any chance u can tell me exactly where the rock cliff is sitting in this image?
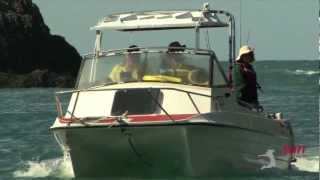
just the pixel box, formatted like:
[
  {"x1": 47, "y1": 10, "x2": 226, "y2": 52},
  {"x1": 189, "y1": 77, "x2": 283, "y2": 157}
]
[{"x1": 0, "y1": 0, "x2": 81, "y2": 87}]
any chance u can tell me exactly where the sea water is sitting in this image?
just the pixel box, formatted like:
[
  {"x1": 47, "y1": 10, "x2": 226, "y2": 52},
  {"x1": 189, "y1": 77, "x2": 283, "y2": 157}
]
[{"x1": 0, "y1": 60, "x2": 318, "y2": 179}]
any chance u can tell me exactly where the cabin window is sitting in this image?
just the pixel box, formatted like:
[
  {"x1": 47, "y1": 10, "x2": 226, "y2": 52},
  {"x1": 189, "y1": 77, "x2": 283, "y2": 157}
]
[
  {"x1": 212, "y1": 59, "x2": 227, "y2": 86},
  {"x1": 111, "y1": 89, "x2": 162, "y2": 116}
]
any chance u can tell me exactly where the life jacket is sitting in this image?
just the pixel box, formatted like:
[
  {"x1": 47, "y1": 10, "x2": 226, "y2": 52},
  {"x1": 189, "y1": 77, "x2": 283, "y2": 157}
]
[
  {"x1": 109, "y1": 64, "x2": 140, "y2": 82},
  {"x1": 161, "y1": 63, "x2": 208, "y2": 85}
]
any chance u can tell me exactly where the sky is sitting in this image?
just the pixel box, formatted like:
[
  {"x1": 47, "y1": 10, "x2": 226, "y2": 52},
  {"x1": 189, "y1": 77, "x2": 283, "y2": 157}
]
[{"x1": 33, "y1": 0, "x2": 318, "y2": 61}]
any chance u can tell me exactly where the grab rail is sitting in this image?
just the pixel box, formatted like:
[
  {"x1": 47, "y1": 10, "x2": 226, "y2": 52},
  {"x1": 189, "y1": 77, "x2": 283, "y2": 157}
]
[{"x1": 54, "y1": 87, "x2": 211, "y2": 124}]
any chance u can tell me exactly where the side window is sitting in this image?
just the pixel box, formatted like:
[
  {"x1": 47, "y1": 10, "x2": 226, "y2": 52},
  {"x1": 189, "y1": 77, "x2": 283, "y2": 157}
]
[
  {"x1": 77, "y1": 58, "x2": 95, "y2": 89},
  {"x1": 212, "y1": 58, "x2": 227, "y2": 86}
]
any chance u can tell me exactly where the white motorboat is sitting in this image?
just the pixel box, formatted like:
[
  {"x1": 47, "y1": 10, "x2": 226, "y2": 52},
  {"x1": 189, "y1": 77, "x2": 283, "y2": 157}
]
[{"x1": 51, "y1": 3, "x2": 295, "y2": 178}]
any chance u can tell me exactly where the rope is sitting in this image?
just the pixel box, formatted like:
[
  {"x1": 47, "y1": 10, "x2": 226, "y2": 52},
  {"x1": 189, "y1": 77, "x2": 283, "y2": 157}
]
[{"x1": 120, "y1": 127, "x2": 153, "y2": 167}]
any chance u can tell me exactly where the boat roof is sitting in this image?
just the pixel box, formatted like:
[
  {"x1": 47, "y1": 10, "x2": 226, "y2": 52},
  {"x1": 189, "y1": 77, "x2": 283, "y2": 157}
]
[{"x1": 90, "y1": 10, "x2": 229, "y2": 31}]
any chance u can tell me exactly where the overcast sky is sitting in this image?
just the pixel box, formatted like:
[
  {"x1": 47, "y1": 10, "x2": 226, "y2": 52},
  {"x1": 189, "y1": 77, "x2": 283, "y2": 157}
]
[{"x1": 34, "y1": 0, "x2": 318, "y2": 60}]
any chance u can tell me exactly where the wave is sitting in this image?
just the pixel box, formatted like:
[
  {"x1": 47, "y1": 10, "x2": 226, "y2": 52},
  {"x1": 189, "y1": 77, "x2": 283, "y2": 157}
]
[
  {"x1": 287, "y1": 69, "x2": 320, "y2": 75},
  {"x1": 12, "y1": 153, "x2": 318, "y2": 179},
  {"x1": 13, "y1": 156, "x2": 74, "y2": 179},
  {"x1": 292, "y1": 154, "x2": 319, "y2": 172}
]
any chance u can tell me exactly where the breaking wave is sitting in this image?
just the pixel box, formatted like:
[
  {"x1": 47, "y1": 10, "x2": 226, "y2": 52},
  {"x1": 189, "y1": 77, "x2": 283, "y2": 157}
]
[
  {"x1": 287, "y1": 69, "x2": 320, "y2": 75},
  {"x1": 13, "y1": 156, "x2": 74, "y2": 179}
]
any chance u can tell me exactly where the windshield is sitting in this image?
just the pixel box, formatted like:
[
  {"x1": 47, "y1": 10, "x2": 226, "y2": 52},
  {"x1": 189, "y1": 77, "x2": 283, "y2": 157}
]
[{"x1": 76, "y1": 49, "x2": 227, "y2": 89}]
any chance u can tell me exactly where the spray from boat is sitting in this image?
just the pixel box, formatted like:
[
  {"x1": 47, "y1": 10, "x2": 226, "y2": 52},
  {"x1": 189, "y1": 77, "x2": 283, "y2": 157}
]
[{"x1": 13, "y1": 154, "x2": 74, "y2": 179}]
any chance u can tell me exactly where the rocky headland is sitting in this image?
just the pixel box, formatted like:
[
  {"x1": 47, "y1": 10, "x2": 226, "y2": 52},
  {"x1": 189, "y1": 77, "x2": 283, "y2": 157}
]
[{"x1": 0, "y1": 0, "x2": 81, "y2": 87}]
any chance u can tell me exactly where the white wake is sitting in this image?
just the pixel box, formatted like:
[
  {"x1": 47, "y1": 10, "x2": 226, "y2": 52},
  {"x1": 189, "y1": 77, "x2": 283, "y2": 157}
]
[
  {"x1": 293, "y1": 155, "x2": 319, "y2": 172},
  {"x1": 289, "y1": 69, "x2": 320, "y2": 75},
  {"x1": 13, "y1": 155, "x2": 74, "y2": 178}
]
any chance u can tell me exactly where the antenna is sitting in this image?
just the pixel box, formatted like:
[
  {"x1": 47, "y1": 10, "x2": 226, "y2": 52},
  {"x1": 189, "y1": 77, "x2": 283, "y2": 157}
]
[
  {"x1": 246, "y1": 29, "x2": 251, "y2": 45},
  {"x1": 239, "y1": 0, "x2": 242, "y2": 46},
  {"x1": 318, "y1": 0, "x2": 320, "y2": 61},
  {"x1": 318, "y1": 0, "x2": 320, "y2": 161}
]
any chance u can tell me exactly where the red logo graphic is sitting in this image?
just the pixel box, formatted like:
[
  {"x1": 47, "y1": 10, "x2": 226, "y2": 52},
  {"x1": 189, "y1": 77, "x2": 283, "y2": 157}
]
[{"x1": 281, "y1": 144, "x2": 305, "y2": 155}]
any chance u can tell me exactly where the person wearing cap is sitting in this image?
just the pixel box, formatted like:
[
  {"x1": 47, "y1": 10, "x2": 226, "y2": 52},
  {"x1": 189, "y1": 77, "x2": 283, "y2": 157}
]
[
  {"x1": 163, "y1": 41, "x2": 187, "y2": 70},
  {"x1": 167, "y1": 41, "x2": 186, "y2": 52},
  {"x1": 160, "y1": 41, "x2": 208, "y2": 85},
  {"x1": 233, "y1": 45, "x2": 261, "y2": 108},
  {"x1": 109, "y1": 45, "x2": 141, "y2": 82}
]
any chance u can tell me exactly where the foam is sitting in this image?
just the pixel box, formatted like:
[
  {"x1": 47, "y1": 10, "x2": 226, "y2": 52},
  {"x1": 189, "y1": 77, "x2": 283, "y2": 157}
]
[
  {"x1": 291, "y1": 69, "x2": 320, "y2": 75},
  {"x1": 13, "y1": 156, "x2": 74, "y2": 178},
  {"x1": 293, "y1": 155, "x2": 320, "y2": 172}
]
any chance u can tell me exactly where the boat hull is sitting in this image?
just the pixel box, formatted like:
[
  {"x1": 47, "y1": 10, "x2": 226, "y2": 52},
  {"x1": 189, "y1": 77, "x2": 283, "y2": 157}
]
[{"x1": 53, "y1": 122, "x2": 292, "y2": 178}]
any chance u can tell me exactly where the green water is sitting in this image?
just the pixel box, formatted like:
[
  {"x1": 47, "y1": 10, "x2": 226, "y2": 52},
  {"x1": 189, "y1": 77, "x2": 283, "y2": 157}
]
[
  {"x1": 1, "y1": 0, "x2": 319, "y2": 178},
  {"x1": 0, "y1": 61, "x2": 318, "y2": 179}
]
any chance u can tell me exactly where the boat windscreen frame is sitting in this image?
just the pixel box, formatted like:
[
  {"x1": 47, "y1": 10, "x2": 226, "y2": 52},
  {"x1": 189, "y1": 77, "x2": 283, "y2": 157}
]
[{"x1": 75, "y1": 47, "x2": 228, "y2": 89}]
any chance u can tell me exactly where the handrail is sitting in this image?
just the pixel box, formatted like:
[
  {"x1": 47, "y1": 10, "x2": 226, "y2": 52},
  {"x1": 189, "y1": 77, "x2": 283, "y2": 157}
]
[
  {"x1": 56, "y1": 87, "x2": 211, "y2": 97},
  {"x1": 145, "y1": 89, "x2": 175, "y2": 122},
  {"x1": 55, "y1": 95, "x2": 63, "y2": 118},
  {"x1": 186, "y1": 92, "x2": 201, "y2": 114},
  {"x1": 54, "y1": 87, "x2": 212, "y2": 124},
  {"x1": 209, "y1": 10, "x2": 236, "y2": 86},
  {"x1": 71, "y1": 91, "x2": 80, "y2": 118}
]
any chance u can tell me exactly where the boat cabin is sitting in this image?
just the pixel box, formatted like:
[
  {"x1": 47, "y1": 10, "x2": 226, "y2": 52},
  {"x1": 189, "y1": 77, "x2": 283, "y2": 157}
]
[
  {"x1": 56, "y1": 3, "x2": 237, "y2": 120},
  {"x1": 77, "y1": 3, "x2": 235, "y2": 90}
]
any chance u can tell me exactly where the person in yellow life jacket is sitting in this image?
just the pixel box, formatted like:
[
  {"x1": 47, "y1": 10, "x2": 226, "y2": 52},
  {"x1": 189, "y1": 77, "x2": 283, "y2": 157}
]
[
  {"x1": 161, "y1": 41, "x2": 208, "y2": 85},
  {"x1": 109, "y1": 45, "x2": 141, "y2": 82}
]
